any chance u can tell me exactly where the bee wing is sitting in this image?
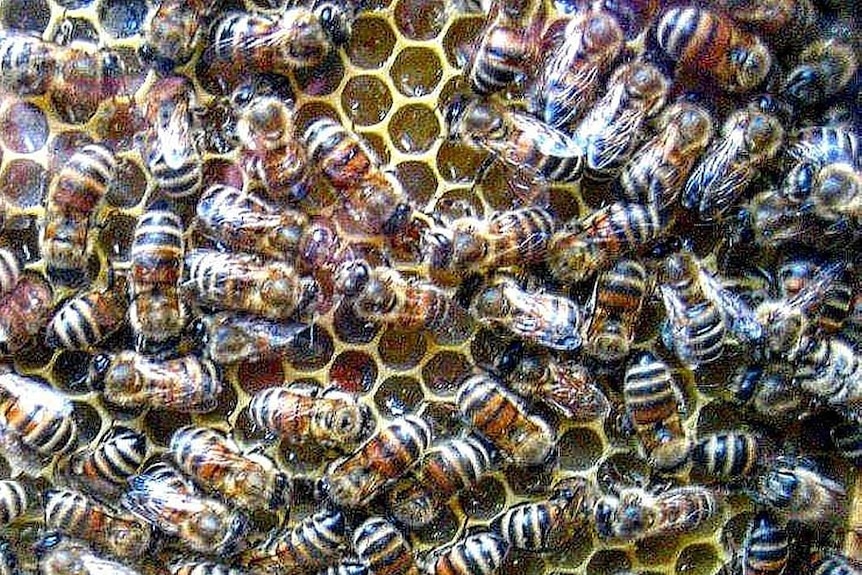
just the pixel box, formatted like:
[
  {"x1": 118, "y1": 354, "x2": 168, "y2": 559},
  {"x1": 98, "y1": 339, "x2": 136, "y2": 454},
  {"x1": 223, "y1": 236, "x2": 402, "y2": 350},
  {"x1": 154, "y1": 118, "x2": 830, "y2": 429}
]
[
  {"x1": 508, "y1": 113, "x2": 584, "y2": 159},
  {"x1": 122, "y1": 486, "x2": 207, "y2": 534},
  {"x1": 545, "y1": 363, "x2": 610, "y2": 421},
  {"x1": 583, "y1": 107, "x2": 643, "y2": 172},
  {"x1": 538, "y1": 60, "x2": 599, "y2": 128},
  {"x1": 506, "y1": 289, "x2": 583, "y2": 350},
  {"x1": 658, "y1": 284, "x2": 696, "y2": 363},
  {"x1": 683, "y1": 130, "x2": 747, "y2": 218},
  {"x1": 155, "y1": 104, "x2": 194, "y2": 171},
  {"x1": 697, "y1": 266, "x2": 762, "y2": 344}
]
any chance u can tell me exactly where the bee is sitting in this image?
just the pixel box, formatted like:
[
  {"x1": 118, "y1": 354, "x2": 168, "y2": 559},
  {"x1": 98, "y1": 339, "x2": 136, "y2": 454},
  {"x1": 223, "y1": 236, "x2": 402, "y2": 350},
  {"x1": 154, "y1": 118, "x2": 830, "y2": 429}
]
[
  {"x1": 195, "y1": 312, "x2": 316, "y2": 365},
  {"x1": 0, "y1": 31, "x2": 56, "y2": 95},
  {"x1": 0, "y1": 273, "x2": 54, "y2": 356},
  {"x1": 791, "y1": 335, "x2": 862, "y2": 408},
  {"x1": 457, "y1": 372, "x2": 556, "y2": 467},
  {"x1": 0, "y1": 248, "x2": 19, "y2": 299},
  {"x1": 690, "y1": 431, "x2": 766, "y2": 484},
  {"x1": 35, "y1": 534, "x2": 144, "y2": 575},
  {"x1": 529, "y1": 9, "x2": 624, "y2": 129},
  {"x1": 619, "y1": 101, "x2": 714, "y2": 221},
  {"x1": 88, "y1": 351, "x2": 222, "y2": 413},
  {"x1": 44, "y1": 488, "x2": 152, "y2": 558},
  {"x1": 572, "y1": 61, "x2": 670, "y2": 182},
  {"x1": 239, "y1": 508, "x2": 347, "y2": 573},
  {"x1": 756, "y1": 459, "x2": 846, "y2": 524},
  {"x1": 0, "y1": 372, "x2": 78, "y2": 476},
  {"x1": 547, "y1": 202, "x2": 661, "y2": 284},
  {"x1": 122, "y1": 462, "x2": 249, "y2": 556},
  {"x1": 783, "y1": 38, "x2": 859, "y2": 107},
  {"x1": 45, "y1": 285, "x2": 129, "y2": 351},
  {"x1": 316, "y1": 560, "x2": 371, "y2": 575},
  {"x1": 493, "y1": 476, "x2": 596, "y2": 550},
  {"x1": 715, "y1": 0, "x2": 816, "y2": 41},
  {"x1": 353, "y1": 516, "x2": 420, "y2": 575},
  {"x1": 0, "y1": 480, "x2": 28, "y2": 526},
  {"x1": 184, "y1": 249, "x2": 319, "y2": 320},
  {"x1": 775, "y1": 257, "x2": 854, "y2": 335},
  {"x1": 169, "y1": 425, "x2": 289, "y2": 511},
  {"x1": 444, "y1": 95, "x2": 584, "y2": 184},
  {"x1": 128, "y1": 203, "x2": 185, "y2": 352},
  {"x1": 655, "y1": 6, "x2": 772, "y2": 93},
  {"x1": 323, "y1": 414, "x2": 432, "y2": 508},
  {"x1": 803, "y1": 163, "x2": 862, "y2": 228},
  {"x1": 303, "y1": 117, "x2": 413, "y2": 236},
  {"x1": 730, "y1": 364, "x2": 805, "y2": 423},
  {"x1": 141, "y1": 0, "x2": 218, "y2": 72},
  {"x1": 623, "y1": 351, "x2": 691, "y2": 472},
  {"x1": 62, "y1": 427, "x2": 147, "y2": 500},
  {"x1": 249, "y1": 384, "x2": 373, "y2": 450},
  {"x1": 811, "y1": 554, "x2": 862, "y2": 575},
  {"x1": 786, "y1": 124, "x2": 860, "y2": 171},
  {"x1": 424, "y1": 531, "x2": 509, "y2": 575},
  {"x1": 470, "y1": 276, "x2": 583, "y2": 351},
  {"x1": 585, "y1": 257, "x2": 649, "y2": 363},
  {"x1": 40, "y1": 144, "x2": 115, "y2": 288},
  {"x1": 740, "y1": 510, "x2": 789, "y2": 575},
  {"x1": 170, "y1": 561, "x2": 245, "y2": 575},
  {"x1": 386, "y1": 434, "x2": 496, "y2": 527}
]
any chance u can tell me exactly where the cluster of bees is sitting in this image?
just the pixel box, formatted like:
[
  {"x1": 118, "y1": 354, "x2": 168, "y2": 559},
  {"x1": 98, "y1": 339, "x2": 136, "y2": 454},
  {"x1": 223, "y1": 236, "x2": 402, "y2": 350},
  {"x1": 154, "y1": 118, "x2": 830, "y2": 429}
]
[{"x1": 0, "y1": 0, "x2": 859, "y2": 573}]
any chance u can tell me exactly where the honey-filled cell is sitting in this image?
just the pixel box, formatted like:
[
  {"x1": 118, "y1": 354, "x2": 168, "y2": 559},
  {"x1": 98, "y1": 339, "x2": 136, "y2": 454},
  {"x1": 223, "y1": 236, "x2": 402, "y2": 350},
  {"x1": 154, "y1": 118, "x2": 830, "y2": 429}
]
[
  {"x1": 0, "y1": 101, "x2": 48, "y2": 153},
  {"x1": 389, "y1": 47, "x2": 444, "y2": 98},
  {"x1": 348, "y1": 16, "x2": 397, "y2": 69},
  {"x1": 0, "y1": 160, "x2": 46, "y2": 208},
  {"x1": 373, "y1": 375, "x2": 423, "y2": 417},
  {"x1": 342, "y1": 75, "x2": 393, "y2": 126}
]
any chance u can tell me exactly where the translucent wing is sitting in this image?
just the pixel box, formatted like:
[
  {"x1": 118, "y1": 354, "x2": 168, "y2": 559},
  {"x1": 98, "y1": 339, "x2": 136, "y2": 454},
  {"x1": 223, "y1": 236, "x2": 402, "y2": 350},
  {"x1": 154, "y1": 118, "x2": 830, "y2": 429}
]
[{"x1": 697, "y1": 265, "x2": 762, "y2": 344}]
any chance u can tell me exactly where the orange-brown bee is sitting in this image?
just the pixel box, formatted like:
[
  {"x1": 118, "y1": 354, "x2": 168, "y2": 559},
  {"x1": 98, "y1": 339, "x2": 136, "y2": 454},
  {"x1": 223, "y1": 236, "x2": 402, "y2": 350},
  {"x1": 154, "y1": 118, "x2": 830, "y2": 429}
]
[
  {"x1": 353, "y1": 516, "x2": 420, "y2": 575},
  {"x1": 323, "y1": 414, "x2": 432, "y2": 508},
  {"x1": 62, "y1": 427, "x2": 147, "y2": 500},
  {"x1": 44, "y1": 488, "x2": 152, "y2": 559},
  {"x1": 89, "y1": 351, "x2": 222, "y2": 413},
  {"x1": 141, "y1": 0, "x2": 219, "y2": 72},
  {"x1": 196, "y1": 312, "x2": 316, "y2": 366},
  {"x1": 45, "y1": 285, "x2": 129, "y2": 351},
  {"x1": 0, "y1": 273, "x2": 54, "y2": 356},
  {"x1": 655, "y1": 6, "x2": 772, "y2": 93},
  {"x1": 169, "y1": 425, "x2": 289, "y2": 511}
]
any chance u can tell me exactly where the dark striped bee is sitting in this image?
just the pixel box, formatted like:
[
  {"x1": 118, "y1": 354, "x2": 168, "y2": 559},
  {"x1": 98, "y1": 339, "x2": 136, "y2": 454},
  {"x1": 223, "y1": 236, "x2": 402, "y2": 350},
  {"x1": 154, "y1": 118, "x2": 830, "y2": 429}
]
[
  {"x1": 170, "y1": 561, "x2": 245, "y2": 575},
  {"x1": 122, "y1": 462, "x2": 249, "y2": 556},
  {"x1": 169, "y1": 425, "x2": 289, "y2": 511},
  {"x1": 0, "y1": 248, "x2": 19, "y2": 299},
  {"x1": 757, "y1": 458, "x2": 846, "y2": 525},
  {"x1": 195, "y1": 312, "x2": 315, "y2": 365},
  {"x1": 623, "y1": 351, "x2": 691, "y2": 472},
  {"x1": 89, "y1": 351, "x2": 222, "y2": 413},
  {"x1": 811, "y1": 553, "x2": 862, "y2": 575},
  {"x1": 141, "y1": 0, "x2": 219, "y2": 72},
  {"x1": 304, "y1": 117, "x2": 413, "y2": 236},
  {"x1": 128, "y1": 203, "x2": 185, "y2": 352},
  {"x1": 457, "y1": 372, "x2": 556, "y2": 467},
  {"x1": 323, "y1": 414, "x2": 432, "y2": 508},
  {"x1": 740, "y1": 510, "x2": 789, "y2": 575},
  {"x1": 35, "y1": 534, "x2": 143, "y2": 575},
  {"x1": 0, "y1": 480, "x2": 28, "y2": 526},
  {"x1": 445, "y1": 95, "x2": 584, "y2": 184},
  {"x1": 386, "y1": 434, "x2": 496, "y2": 527},
  {"x1": 572, "y1": 61, "x2": 670, "y2": 182},
  {"x1": 45, "y1": 285, "x2": 129, "y2": 351},
  {"x1": 783, "y1": 38, "x2": 858, "y2": 108},
  {"x1": 40, "y1": 144, "x2": 115, "y2": 287},
  {"x1": 690, "y1": 431, "x2": 766, "y2": 484},
  {"x1": 0, "y1": 273, "x2": 54, "y2": 356},
  {"x1": 585, "y1": 257, "x2": 649, "y2": 363},
  {"x1": 470, "y1": 276, "x2": 583, "y2": 351},
  {"x1": 62, "y1": 427, "x2": 146, "y2": 499},
  {"x1": 239, "y1": 508, "x2": 347, "y2": 574},
  {"x1": 493, "y1": 476, "x2": 596, "y2": 550},
  {"x1": 353, "y1": 516, "x2": 420, "y2": 575},
  {"x1": 529, "y1": 9, "x2": 624, "y2": 129},
  {"x1": 0, "y1": 372, "x2": 78, "y2": 476},
  {"x1": 424, "y1": 531, "x2": 509, "y2": 575},
  {"x1": 776, "y1": 258, "x2": 853, "y2": 335},
  {"x1": 786, "y1": 124, "x2": 860, "y2": 173},
  {"x1": 0, "y1": 31, "x2": 56, "y2": 95},
  {"x1": 44, "y1": 488, "x2": 152, "y2": 558},
  {"x1": 655, "y1": 6, "x2": 772, "y2": 93},
  {"x1": 792, "y1": 334, "x2": 862, "y2": 408}
]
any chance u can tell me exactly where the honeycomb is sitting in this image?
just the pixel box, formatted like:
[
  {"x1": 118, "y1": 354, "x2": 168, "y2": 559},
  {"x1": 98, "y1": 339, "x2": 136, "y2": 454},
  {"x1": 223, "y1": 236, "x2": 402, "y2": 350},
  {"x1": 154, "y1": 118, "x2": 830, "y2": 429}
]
[{"x1": 0, "y1": 0, "x2": 859, "y2": 573}]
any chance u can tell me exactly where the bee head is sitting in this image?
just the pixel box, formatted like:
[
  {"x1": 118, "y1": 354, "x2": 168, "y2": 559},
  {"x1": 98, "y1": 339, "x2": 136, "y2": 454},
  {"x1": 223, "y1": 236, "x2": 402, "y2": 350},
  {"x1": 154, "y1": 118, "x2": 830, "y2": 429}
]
[
  {"x1": 314, "y1": 0, "x2": 353, "y2": 47},
  {"x1": 88, "y1": 354, "x2": 113, "y2": 391}
]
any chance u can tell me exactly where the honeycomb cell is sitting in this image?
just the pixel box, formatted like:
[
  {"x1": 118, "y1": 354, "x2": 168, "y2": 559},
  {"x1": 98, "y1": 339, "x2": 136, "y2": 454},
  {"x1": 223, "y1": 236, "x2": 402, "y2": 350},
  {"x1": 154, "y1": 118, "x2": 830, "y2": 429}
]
[
  {"x1": 436, "y1": 140, "x2": 486, "y2": 183},
  {"x1": 390, "y1": 47, "x2": 443, "y2": 97},
  {"x1": 347, "y1": 16, "x2": 396, "y2": 69},
  {"x1": 98, "y1": 0, "x2": 148, "y2": 38},
  {"x1": 547, "y1": 188, "x2": 584, "y2": 225},
  {"x1": 378, "y1": 328, "x2": 427, "y2": 370},
  {"x1": 0, "y1": 160, "x2": 46, "y2": 209},
  {"x1": 596, "y1": 453, "x2": 651, "y2": 495},
  {"x1": 0, "y1": 0, "x2": 49, "y2": 32},
  {"x1": 143, "y1": 409, "x2": 193, "y2": 448},
  {"x1": 237, "y1": 359, "x2": 285, "y2": 395},
  {"x1": 294, "y1": 102, "x2": 341, "y2": 135},
  {"x1": 422, "y1": 400, "x2": 463, "y2": 438},
  {"x1": 469, "y1": 328, "x2": 510, "y2": 373},
  {"x1": 389, "y1": 104, "x2": 439, "y2": 154},
  {"x1": 422, "y1": 350, "x2": 472, "y2": 396},
  {"x1": 558, "y1": 427, "x2": 605, "y2": 471},
  {"x1": 586, "y1": 550, "x2": 631, "y2": 575},
  {"x1": 395, "y1": 161, "x2": 437, "y2": 206},
  {"x1": 98, "y1": 212, "x2": 138, "y2": 262},
  {"x1": 52, "y1": 351, "x2": 93, "y2": 395},
  {"x1": 507, "y1": 553, "x2": 546, "y2": 575},
  {"x1": 91, "y1": 100, "x2": 149, "y2": 152},
  {"x1": 280, "y1": 440, "x2": 328, "y2": 474},
  {"x1": 330, "y1": 350, "x2": 377, "y2": 393},
  {"x1": 696, "y1": 400, "x2": 747, "y2": 437},
  {"x1": 295, "y1": 52, "x2": 345, "y2": 97},
  {"x1": 71, "y1": 401, "x2": 102, "y2": 445},
  {"x1": 374, "y1": 375, "x2": 423, "y2": 417},
  {"x1": 362, "y1": 131, "x2": 391, "y2": 165},
  {"x1": 675, "y1": 543, "x2": 721, "y2": 575},
  {"x1": 442, "y1": 16, "x2": 484, "y2": 68},
  {"x1": 55, "y1": 0, "x2": 92, "y2": 8},
  {"x1": 1, "y1": 101, "x2": 48, "y2": 154},
  {"x1": 394, "y1": 0, "x2": 446, "y2": 40},
  {"x1": 106, "y1": 158, "x2": 147, "y2": 208},
  {"x1": 459, "y1": 475, "x2": 507, "y2": 520},
  {"x1": 3, "y1": 217, "x2": 40, "y2": 265},
  {"x1": 288, "y1": 324, "x2": 334, "y2": 371},
  {"x1": 333, "y1": 300, "x2": 382, "y2": 345},
  {"x1": 341, "y1": 75, "x2": 392, "y2": 126},
  {"x1": 12, "y1": 336, "x2": 54, "y2": 371},
  {"x1": 637, "y1": 535, "x2": 682, "y2": 567}
]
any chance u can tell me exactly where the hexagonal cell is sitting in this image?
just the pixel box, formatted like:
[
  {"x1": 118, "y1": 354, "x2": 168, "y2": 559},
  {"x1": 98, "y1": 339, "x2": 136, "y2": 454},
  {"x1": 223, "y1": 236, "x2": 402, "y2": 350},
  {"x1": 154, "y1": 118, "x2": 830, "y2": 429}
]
[
  {"x1": 98, "y1": 212, "x2": 138, "y2": 263},
  {"x1": 469, "y1": 328, "x2": 511, "y2": 374},
  {"x1": 294, "y1": 102, "x2": 342, "y2": 136},
  {"x1": 596, "y1": 452, "x2": 652, "y2": 494},
  {"x1": 636, "y1": 534, "x2": 683, "y2": 567},
  {"x1": 91, "y1": 100, "x2": 149, "y2": 152},
  {"x1": 390, "y1": 47, "x2": 443, "y2": 97},
  {"x1": 506, "y1": 553, "x2": 546, "y2": 575},
  {"x1": 347, "y1": 16, "x2": 396, "y2": 69},
  {"x1": 279, "y1": 439, "x2": 329, "y2": 475},
  {"x1": 98, "y1": 0, "x2": 148, "y2": 38},
  {"x1": 422, "y1": 401, "x2": 463, "y2": 438},
  {"x1": 436, "y1": 140, "x2": 486, "y2": 184},
  {"x1": 559, "y1": 427, "x2": 605, "y2": 471},
  {"x1": 394, "y1": 0, "x2": 446, "y2": 40},
  {"x1": 378, "y1": 328, "x2": 427, "y2": 371},
  {"x1": 361, "y1": 131, "x2": 391, "y2": 166},
  {"x1": 3, "y1": 217, "x2": 41, "y2": 265},
  {"x1": 286, "y1": 324, "x2": 334, "y2": 371},
  {"x1": 295, "y1": 52, "x2": 345, "y2": 97},
  {"x1": 0, "y1": 0, "x2": 49, "y2": 32},
  {"x1": 143, "y1": 408, "x2": 193, "y2": 448},
  {"x1": 71, "y1": 401, "x2": 102, "y2": 446},
  {"x1": 374, "y1": 375, "x2": 423, "y2": 417},
  {"x1": 341, "y1": 75, "x2": 392, "y2": 126},
  {"x1": 696, "y1": 400, "x2": 749, "y2": 437},
  {"x1": 395, "y1": 161, "x2": 437, "y2": 207},
  {"x1": 237, "y1": 359, "x2": 285, "y2": 395},
  {"x1": 330, "y1": 350, "x2": 377, "y2": 393},
  {"x1": 458, "y1": 475, "x2": 507, "y2": 520},
  {"x1": 52, "y1": 350, "x2": 93, "y2": 395},
  {"x1": 442, "y1": 16, "x2": 484, "y2": 68},
  {"x1": 106, "y1": 158, "x2": 148, "y2": 209},
  {"x1": 586, "y1": 549, "x2": 632, "y2": 575},
  {"x1": 422, "y1": 350, "x2": 472, "y2": 396},
  {"x1": 389, "y1": 104, "x2": 440, "y2": 155},
  {"x1": 1, "y1": 101, "x2": 48, "y2": 153},
  {"x1": 1, "y1": 160, "x2": 46, "y2": 209},
  {"x1": 675, "y1": 543, "x2": 721, "y2": 575},
  {"x1": 333, "y1": 300, "x2": 382, "y2": 345}
]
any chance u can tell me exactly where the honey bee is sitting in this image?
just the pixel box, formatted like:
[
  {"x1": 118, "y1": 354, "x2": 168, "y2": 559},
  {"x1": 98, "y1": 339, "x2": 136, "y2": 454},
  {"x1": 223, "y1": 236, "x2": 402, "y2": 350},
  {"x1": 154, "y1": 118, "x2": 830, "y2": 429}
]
[
  {"x1": 45, "y1": 285, "x2": 128, "y2": 351},
  {"x1": 0, "y1": 248, "x2": 19, "y2": 299},
  {"x1": 353, "y1": 516, "x2": 420, "y2": 575},
  {"x1": 811, "y1": 554, "x2": 862, "y2": 575},
  {"x1": 623, "y1": 351, "x2": 691, "y2": 472},
  {"x1": 316, "y1": 560, "x2": 371, "y2": 575},
  {"x1": 682, "y1": 103, "x2": 784, "y2": 221},
  {"x1": 36, "y1": 534, "x2": 143, "y2": 575},
  {"x1": 0, "y1": 273, "x2": 54, "y2": 356},
  {"x1": 323, "y1": 414, "x2": 432, "y2": 508},
  {"x1": 141, "y1": 0, "x2": 218, "y2": 72},
  {"x1": 249, "y1": 384, "x2": 373, "y2": 449},
  {"x1": 756, "y1": 458, "x2": 845, "y2": 524},
  {"x1": 0, "y1": 480, "x2": 28, "y2": 526},
  {"x1": 195, "y1": 311, "x2": 315, "y2": 365},
  {"x1": 184, "y1": 249, "x2": 319, "y2": 320},
  {"x1": 783, "y1": 38, "x2": 859, "y2": 108},
  {"x1": 386, "y1": 434, "x2": 496, "y2": 527},
  {"x1": 445, "y1": 95, "x2": 584, "y2": 184},
  {"x1": 740, "y1": 510, "x2": 788, "y2": 575},
  {"x1": 44, "y1": 488, "x2": 153, "y2": 558},
  {"x1": 424, "y1": 531, "x2": 509, "y2": 575},
  {"x1": 169, "y1": 425, "x2": 289, "y2": 511},
  {"x1": 88, "y1": 351, "x2": 222, "y2": 413},
  {"x1": 121, "y1": 462, "x2": 249, "y2": 556},
  {"x1": 494, "y1": 476, "x2": 596, "y2": 550},
  {"x1": 0, "y1": 31, "x2": 56, "y2": 95},
  {"x1": 0, "y1": 372, "x2": 78, "y2": 476},
  {"x1": 792, "y1": 334, "x2": 862, "y2": 408},
  {"x1": 776, "y1": 258, "x2": 854, "y2": 335},
  {"x1": 239, "y1": 508, "x2": 347, "y2": 573},
  {"x1": 470, "y1": 276, "x2": 583, "y2": 351},
  {"x1": 572, "y1": 61, "x2": 670, "y2": 182},
  {"x1": 457, "y1": 372, "x2": 556, "y2": 467},
  {"x1": 715, "y1": 0, "x2": 816, "y2": 41},
  {"x1": 655, "y1": 6, "x2": 772, "y2": 93},
  {"x1": 170, "y1": 561, "x2": 245, "y2": 575},
  {"x1": 585, "y1": 257, "x2": 648, "y2": 363},
  {"x1": 128, "y1": 203, "x2": 185, "y2": 352},
  {"x1": 547, "y1": 202, "x2": 662, "y2": 284},
  {"x1": 619, "y1": 101, "x2": 714, "y2": 221},
  {"x1": 48, "y1": 42, "x2": 128, "y2": 124},
  {"x1": 786, "y1": 124, "x2": 860, "y2": 171},
  {"x1": 62, "y1": 427, "x2": 147, "y2": 500},
  {"x1": 304, "y1": 117, "x2": 413, "y2": 236},
  {"x1": 730, "y1": 364, "x2": 806, "y2": 423},
  {"x1": 690, "y1": 431, "x2": 766, "y2": 484},
  {"x1": 529, "y1": 9, "x2": 624, "y2": 129}
]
